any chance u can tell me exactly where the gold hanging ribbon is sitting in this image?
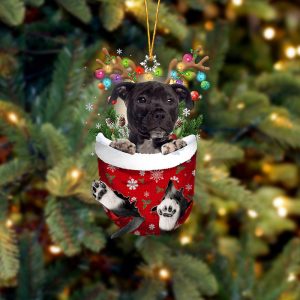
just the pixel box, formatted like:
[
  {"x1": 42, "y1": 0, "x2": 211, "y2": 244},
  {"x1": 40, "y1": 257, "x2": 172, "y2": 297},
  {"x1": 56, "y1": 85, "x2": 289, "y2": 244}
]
[{"x1": 144, "y1": 0, "x2": 161, "y2": 60}]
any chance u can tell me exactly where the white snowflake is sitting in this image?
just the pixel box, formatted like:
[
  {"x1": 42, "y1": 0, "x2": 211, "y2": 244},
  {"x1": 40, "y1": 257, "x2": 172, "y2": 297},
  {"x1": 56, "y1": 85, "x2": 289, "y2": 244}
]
[
  {"x1": 91, "y1": 152, "x2": 95, "y2": 156},
  {"x1": 131, "y1": 197, "x2": 137, "y2": 202},
  {"x1": 149, "y1": 224, "x2": 155, "y2": 230},
  {"x1": 185, "y1": 184, "x2": 192, "y2": 191},
  {"x1": 150, "y1": 170, "x2": 164, "y2": 183},
  {"x1": 144, "y1": 191, "x2": 150, "y2": 198},
  {"x1": 139, "y1": 170, "x2": 146, "y2": 176},
  {"x1": 107, "y1": 165, "x2": 117, "y2": 172},
  {"x1": 116, "y1": 48, "x2": 123, "y2": 55},
  {"x1": 85, "y1": 103, "x2": 94, "y2": 111},
  {"x1": 182, "y1": 108, "x2": 191, "y2": 117},
  {"x1": 170, "y1": 176, "x2": 179, "y2": 183},
  {"x1": 96, "y1": 123, "x2": 101, "y2": 129},
  {"x1": 134, "y1": 230, "x2": 141, "y2": 235},
  {"x1": 192, "y1": 170, "x2": 196, "y2": 176},
  {"x1": 127, "y1": 178, "x2": 138, "y2": 190},
  {"x1": 140, "y1": 54, "x2": 160, "y2": 73}
]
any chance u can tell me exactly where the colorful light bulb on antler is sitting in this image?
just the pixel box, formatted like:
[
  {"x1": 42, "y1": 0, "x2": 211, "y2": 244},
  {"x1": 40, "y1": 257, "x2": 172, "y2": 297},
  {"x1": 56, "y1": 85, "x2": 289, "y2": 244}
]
[
  {"x1": 96, "y1": 48, "x2": 137, "y2": 82},
  {"x1": 165, "y1": 46, "x2": 210, "y2": 84}
]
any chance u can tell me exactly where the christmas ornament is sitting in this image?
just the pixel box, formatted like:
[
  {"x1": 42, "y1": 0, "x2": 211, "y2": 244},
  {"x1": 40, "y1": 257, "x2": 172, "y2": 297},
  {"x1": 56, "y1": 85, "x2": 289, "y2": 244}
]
[
  {"x1": 176, "y1": 62, "x2": 185, "y2": 72},
  {"x1": 191, "y1": 90, "x2": 200, "y2": 101},
  {"x1": 196, "y1": 71, "x2": 206, "y2": 82},
  {"x1": 111, "y1": 74, "x2": 122, "y2": 83},
  {"x1": 140, "y1": 55, "x2": 160, "y2": 73},
  {"x1": 118, "y1": 115, "x2": 126, "y2": 127},
  {"x1": 153, "y1": 67, "x2": 163, "y2": 77},
  {"x1": 103, "y1": 78, "x2": 112, "y2": 89},
  {"x1": 95, "y1": 69, "x2": 105, "y2": 79},
  {"x1": 135, "y1": 66, "x2": 145, "y2": 75},
  {"x1": 201, "y1": 80, "x2": 210, "y2": 90},
  {"x1": 122, "y1": 58, "x2": 130, "y2": 68},
  {"x1": 104, "y1": 65, "x2": 113, "y2": 73},
  {"x1": 97, "y1": 83, "x2": 105, "y2": 90},
  {"x1": 183, "y1": 70, "x2": 194, "y2": 81},
  {"x1": 183, "y1": 53, "x2": 193, "y2": 63},
  {"x1": 170, "y1": 70, "x2": 178, "y2": 79}
]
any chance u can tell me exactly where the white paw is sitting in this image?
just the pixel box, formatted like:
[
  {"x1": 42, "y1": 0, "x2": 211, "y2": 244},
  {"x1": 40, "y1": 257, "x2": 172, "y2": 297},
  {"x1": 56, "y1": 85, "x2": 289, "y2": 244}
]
[
  {"x1": 92, "y1": 180, "x2": 107, "y2": 202},
  {"x1": 157, "y1": 198, "x2": 180, "y2": 231}
]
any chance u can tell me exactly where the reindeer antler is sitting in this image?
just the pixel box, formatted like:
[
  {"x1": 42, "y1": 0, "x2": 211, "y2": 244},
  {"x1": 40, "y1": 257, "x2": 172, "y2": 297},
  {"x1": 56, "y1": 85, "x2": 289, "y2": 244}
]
[
  {"x1": 96, "y1": 48, "x2": 137, "y2": 81},
  {"x1": 165, "y1": 46, "x2": 210, "y2": 84}
]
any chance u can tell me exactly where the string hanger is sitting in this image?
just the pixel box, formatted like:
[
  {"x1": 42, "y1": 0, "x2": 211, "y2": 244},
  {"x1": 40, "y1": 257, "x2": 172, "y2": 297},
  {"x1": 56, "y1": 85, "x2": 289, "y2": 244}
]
[{"x1": 144, "y1": 0, "x2": 161, "y2": 61}]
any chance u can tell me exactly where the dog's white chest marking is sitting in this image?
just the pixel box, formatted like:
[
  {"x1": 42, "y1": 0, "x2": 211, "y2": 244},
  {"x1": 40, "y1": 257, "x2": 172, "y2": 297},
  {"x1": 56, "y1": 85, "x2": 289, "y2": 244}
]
[
  {"x1": 137, "y1": 139, "x2": 160, "y2": 154},
  {"x1": 157, "y1": 197, "x2": 180, "y2": 231}
]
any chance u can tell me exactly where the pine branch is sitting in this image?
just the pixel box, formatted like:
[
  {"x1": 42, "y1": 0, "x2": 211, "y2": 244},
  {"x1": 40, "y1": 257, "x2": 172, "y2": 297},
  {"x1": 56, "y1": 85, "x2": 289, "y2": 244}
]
[
  {"x1": 55, "y1": 0, "x2": 92, "y2": 24},
  {"x1": 133, "y1": 279, "x2": 164, "y2": 300},
  {"x1": 0, "y1": 0, "x2": 25, "y2": 26},
  {"x1": 0, "y1": 223, "x2": 19, "y2": 281},
  {"x1": 100, "y1": 0, "x2": 125, "y2": 31},
  {"x1": 0, "y1": 159, "x2": 29, "y2": 187}
]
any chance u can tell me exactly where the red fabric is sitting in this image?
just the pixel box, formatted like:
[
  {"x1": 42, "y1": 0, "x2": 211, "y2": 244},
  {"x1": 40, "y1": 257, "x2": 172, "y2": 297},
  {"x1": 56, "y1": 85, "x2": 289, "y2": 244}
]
[{"x1": 98, "y1": 153, "x2": 197, "y2": 236}]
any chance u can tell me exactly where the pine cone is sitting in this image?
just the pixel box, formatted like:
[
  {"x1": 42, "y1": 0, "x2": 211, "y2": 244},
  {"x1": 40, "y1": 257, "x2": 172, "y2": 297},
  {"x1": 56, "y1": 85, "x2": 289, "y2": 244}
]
[
  {"x1": 118, "y1": 115, "x2": 126, "y2": 127},
  {"x1": 175, "y1": 118, "x2": 183, "y2": 129},
  {"x1": 105, "y1": 118, "x2": 114, "y2": 128}
]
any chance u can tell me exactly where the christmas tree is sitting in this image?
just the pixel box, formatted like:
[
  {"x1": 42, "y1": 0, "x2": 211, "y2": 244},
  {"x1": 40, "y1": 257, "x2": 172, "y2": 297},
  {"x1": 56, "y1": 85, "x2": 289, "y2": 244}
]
[{"x1": 1, "y1": 0, "x2": 300, "y2": 299}]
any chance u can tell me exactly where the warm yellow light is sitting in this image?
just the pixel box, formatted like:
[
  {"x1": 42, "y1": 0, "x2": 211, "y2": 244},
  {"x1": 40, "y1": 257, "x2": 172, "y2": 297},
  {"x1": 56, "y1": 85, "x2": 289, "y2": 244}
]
[
  {"x1": 6, "y1": 219, "x2": 13, "y2": 228},
  {"x1": 204, "y1": 21, "x2": 214, "y2": 31},
  {"x1": 248, "y1": 210, "x2": 258, "y2": 219},
  {"x1": 285, "y1": 46, "x2": 296, "y2": 59},
  {"x1": 263, "y1": 27, "x2": 275, "y2": 40},
  {"x1": 232, "y1": 0, "x2": 243, "y2": 6},
  {"x1": 70, "y1": 168, "x2": 81, "y2": 179},
  {"x1": 218, "y1": 207, "x2": 227, "y2": 216},
  {"x1": 255, "y1": 228, "x2": 264, "y2": 237},
  {"x1": 274, "y1": 61, "x2": 283, "y2": 71},
  {"x1": 179, "y1": 235, "x2": 192, "y2": 245},
  {"x1": 204, "y1": 154, "x2": 212, "y2": 162},
  {"x1": 297, "y1": 46, "x2": 300, "y2": 56},
  {"x1": 144, "y1": 73, "x2": 154, "y2": 81},
  {"x1": 104, "y1": 65, "x2": 113, "y2": 73},
  {"x1": 125, "y1": 0, "x2": 138, "y2": 8},
  {"x1": 7, "y1": 112, "x2": 19, "y2": 124},
  {"x1": 49, "y1": 245, "x2": 62, "y2": 254},
  {"x1": 270, "y1": 113, "x2": 278, "y2": 121},
  {"x1": 262, "y1": 163, "x2": 272, "y2": 173},
  {"x1": 158, "y1": 268, "x2": 171, "y2": 280},
  {"x1": 237, "y1": 102, "x2": 245, "y2": 110},
  {"x1": 277, "y1": 207, "x2": 288, "y2": 218},
  {"x1": 287, "y1": 273, "x2": 296, "y2": 282},
  {"x1": 273, "y1": 196, "x2": 285, "y2": 208}
]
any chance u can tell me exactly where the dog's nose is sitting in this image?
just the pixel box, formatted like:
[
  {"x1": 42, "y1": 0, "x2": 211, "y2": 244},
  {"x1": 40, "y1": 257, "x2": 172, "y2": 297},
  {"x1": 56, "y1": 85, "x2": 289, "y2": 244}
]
[{"x1": 153, "y1": 110, "x2": 166, "y2": 120}]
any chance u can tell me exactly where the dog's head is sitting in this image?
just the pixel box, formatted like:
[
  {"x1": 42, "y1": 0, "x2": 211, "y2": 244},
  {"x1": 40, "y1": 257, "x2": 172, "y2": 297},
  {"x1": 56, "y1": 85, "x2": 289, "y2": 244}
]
[{"x1": 109, "y1": 81, "x2": 193, "y2": 140}]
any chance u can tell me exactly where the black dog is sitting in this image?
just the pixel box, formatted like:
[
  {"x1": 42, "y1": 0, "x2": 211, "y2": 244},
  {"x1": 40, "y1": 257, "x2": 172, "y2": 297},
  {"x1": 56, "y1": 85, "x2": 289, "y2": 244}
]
[{"x1": 109, "y1": 81, "x2": 193, "y2": 154}]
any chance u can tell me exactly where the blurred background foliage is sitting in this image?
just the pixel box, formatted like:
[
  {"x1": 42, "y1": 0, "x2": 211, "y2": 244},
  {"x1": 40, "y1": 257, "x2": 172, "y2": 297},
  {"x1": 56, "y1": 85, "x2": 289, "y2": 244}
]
[{"x1": 1, "y1": 0, "x2": 300, "y2": 299}]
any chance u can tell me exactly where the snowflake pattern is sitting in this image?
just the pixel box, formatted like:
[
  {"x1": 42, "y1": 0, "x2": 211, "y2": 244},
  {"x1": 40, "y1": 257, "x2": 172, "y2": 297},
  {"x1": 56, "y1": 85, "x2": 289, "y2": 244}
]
[
  {"x1": 192, "y1": 170, "x2": 196, "y2": 176},
  {"x1": 85, "y1": 103, "x2": 93, "y2": 111},
  {"x1": 96, "y1": 123, "x2": 101, "y2": 129},
  {"x1": 185, "y1": 184, "x2": 192, "y2": 191},
  {"x1": 90, "y1": 152, "x2": 95, "y2": 156},
  {"x1": 182, "y1": 108, "x2": 191, "y2": 117},
  {"x1": 116, "y1": 48, "x2": 123, "y2": 55},
  {"x1": 107, "y1": 165, "x2": 117, "y2": 172},
  {"x1": 127, "y1": 178, "x2": 138, "y2": 190},
  {"x1": 131, "y1": 197, "x2": 137, "y2": 203},
  {"x1": 139, "y1": 170, "x2": 146, "y2": 176},
  {"x1": 134, "y1": 230, "x2": 141, "y2": 235},
  {"x1": 149, "y1": 224, "x2": 155, "y2": 230},
  {"x1": 170, "y1": 176, "x2": 179, "y2": 183},
  {"x1": 144, "y1": 191, "x2": 150, "y2": 198},
  {"x1": 150, "y1": 170, "x2": 164, "y2": 183},
  {"x1": 140, "y1": 55, "x2": 160, "y2": 73}
]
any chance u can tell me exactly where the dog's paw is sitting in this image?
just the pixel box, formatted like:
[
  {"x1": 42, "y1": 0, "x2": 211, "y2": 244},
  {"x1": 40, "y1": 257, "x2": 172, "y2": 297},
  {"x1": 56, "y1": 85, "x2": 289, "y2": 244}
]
[
  {"x1": 158, "y1": 204, "x2": 177, "y2": 218},
  {"x1": 110, "y1": 139, "x2": 136, "y2": 155},
  {"x1": 92, "y1": 180, "x2": 107, "y2": 202},
  {"x1": 161, "y1": 139, "x2": 187, "y2": 155}
]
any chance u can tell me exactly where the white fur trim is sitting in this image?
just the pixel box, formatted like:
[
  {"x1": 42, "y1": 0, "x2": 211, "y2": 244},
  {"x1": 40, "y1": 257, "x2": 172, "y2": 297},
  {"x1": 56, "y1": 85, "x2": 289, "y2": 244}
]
[{"x1": 95, "y1": 133, "x2": 197, "y2": 171}]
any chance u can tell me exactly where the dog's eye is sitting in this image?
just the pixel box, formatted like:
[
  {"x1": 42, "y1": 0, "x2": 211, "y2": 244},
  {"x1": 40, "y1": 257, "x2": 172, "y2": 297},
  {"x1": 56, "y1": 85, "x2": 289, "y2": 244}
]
[
  {"x1": 137, "y1": 96, "x2": 146, "y2": 103},
  {"x1": 167, "y1": 98, "x2": 174, "y2": 104}
]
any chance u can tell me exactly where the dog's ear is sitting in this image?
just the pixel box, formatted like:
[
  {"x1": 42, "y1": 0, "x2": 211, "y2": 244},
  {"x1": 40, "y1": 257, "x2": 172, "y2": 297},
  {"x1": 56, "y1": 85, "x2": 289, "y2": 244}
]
[
  {"x1": 109, "y1": 82, "x2": 135, "y2": 105},
  {"x1": 171, "y1": 84, "x2": 193, "y2": 109}
]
